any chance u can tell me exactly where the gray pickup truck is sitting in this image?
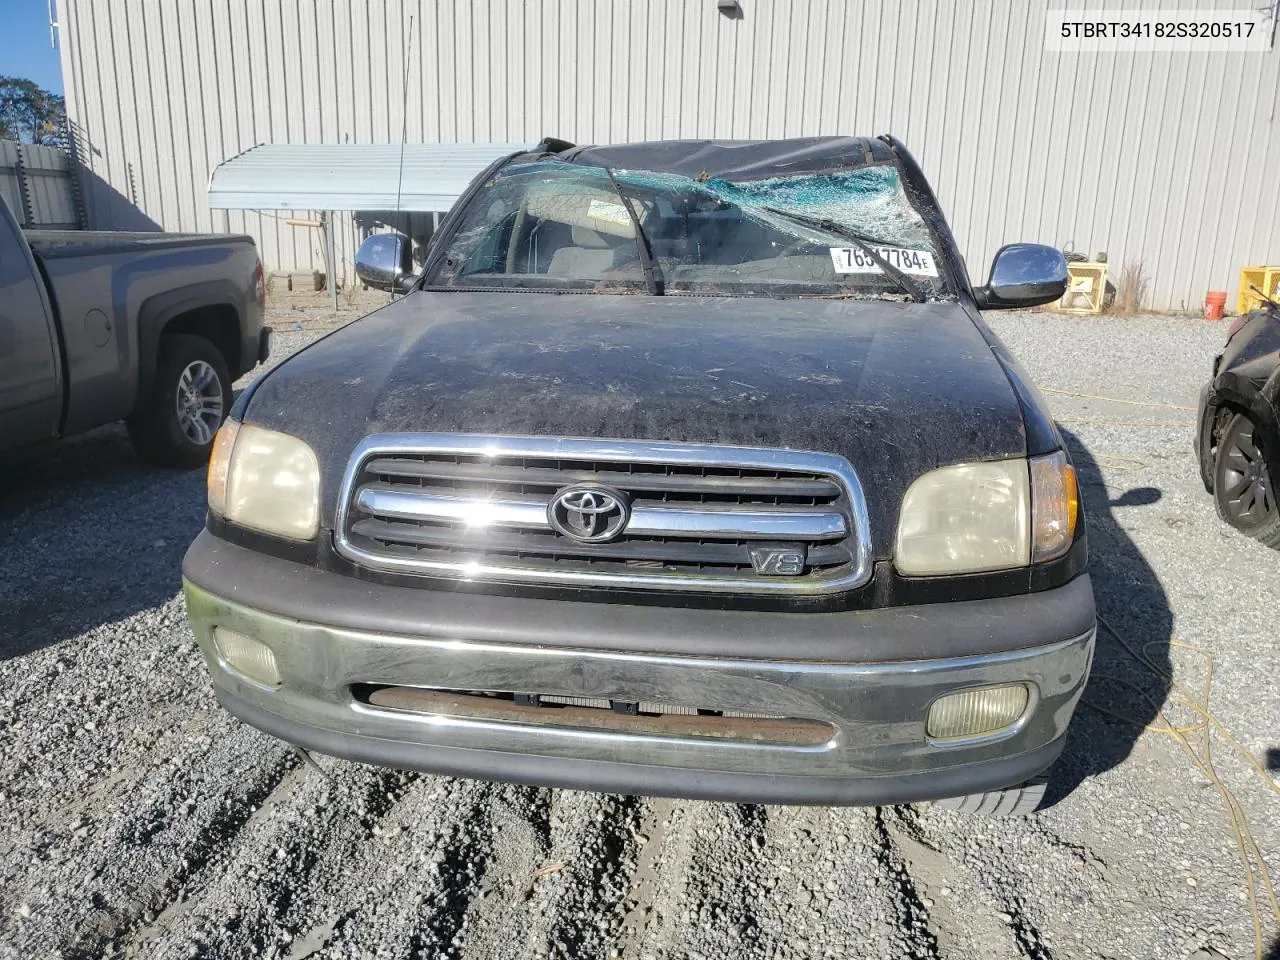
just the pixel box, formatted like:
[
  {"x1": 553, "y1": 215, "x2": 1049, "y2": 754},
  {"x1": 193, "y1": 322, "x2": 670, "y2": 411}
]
[{"x1": 0, "y1": 193, "x2": 269, "y2": 467}]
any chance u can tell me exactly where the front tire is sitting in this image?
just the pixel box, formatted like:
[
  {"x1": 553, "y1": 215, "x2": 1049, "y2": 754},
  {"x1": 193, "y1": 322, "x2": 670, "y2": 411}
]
[
  {"x1": 932, "y1": 774, "x2": 1049, "y2": 817},
  {"x1": 1212, "y1": 412, "x2": 1280, "y2": 549},
  {"x1": 127, "y1": 334, "x2": 231, "y2": 469}
]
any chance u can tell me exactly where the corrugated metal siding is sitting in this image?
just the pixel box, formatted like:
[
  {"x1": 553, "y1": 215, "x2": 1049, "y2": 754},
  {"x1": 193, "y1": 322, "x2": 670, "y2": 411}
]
[{"x1": 56, "y1": 0, "x2": 1280, "y2": 310}]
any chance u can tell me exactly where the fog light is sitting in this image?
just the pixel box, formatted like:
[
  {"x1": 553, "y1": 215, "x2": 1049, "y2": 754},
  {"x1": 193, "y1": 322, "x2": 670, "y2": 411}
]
[
  {"x1": 212, "y1": 627, "x2": 281, "y2": 687},
  {"x1": 926, "y1": 684, "x2": 1029, "y2": 741}
]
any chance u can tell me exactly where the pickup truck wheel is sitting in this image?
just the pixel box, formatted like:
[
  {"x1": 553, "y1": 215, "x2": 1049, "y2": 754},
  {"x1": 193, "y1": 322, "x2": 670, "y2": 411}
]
[
  {"x1": 1212, "y1": 412, "x2": 1280, "y2": 549},
  {"x1": 128, "y1": 334, "x2": 231, "y2": 468},
  {"x1": 931, "y1": 774, "x2": 1049, "y2": 816}
]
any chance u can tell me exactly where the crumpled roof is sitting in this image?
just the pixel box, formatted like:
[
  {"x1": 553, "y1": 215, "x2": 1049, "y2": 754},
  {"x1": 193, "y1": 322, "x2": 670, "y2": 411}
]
[{"x1": 556, "y1": 136, "x2": 896, "y2": 181}]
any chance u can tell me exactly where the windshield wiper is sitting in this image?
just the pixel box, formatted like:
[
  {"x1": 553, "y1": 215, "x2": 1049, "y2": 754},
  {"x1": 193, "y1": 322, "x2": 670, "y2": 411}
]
[
  {"x1": 604, "y1": 167, "x2": 663, "y2": 296},
  {"x1": 760, "y1": 206, "x2": 927, "y2": 303}
]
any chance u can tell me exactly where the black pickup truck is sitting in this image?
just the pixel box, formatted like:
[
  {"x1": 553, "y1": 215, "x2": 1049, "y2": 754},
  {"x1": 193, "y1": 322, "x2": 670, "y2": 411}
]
[
  {"x1": 184, "y1": 136, "x2": 1094, "y2": 815},
  {"x1": 0, "y1": 193, "x2": 269, "y2": 467}
]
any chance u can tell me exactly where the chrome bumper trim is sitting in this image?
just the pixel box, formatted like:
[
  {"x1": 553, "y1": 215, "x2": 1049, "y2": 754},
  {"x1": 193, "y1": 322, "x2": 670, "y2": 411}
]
[{"x1": 186, "y1": 580, "x2": 1094, "y2": 780}]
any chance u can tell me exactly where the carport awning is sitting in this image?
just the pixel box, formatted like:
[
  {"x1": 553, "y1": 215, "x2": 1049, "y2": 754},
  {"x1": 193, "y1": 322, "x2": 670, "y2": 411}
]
[{"x1": 207, "y1": 142, "x2": 529, "y2": 211}]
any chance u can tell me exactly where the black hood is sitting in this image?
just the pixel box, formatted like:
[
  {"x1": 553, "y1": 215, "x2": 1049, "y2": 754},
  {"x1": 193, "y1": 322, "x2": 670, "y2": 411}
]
[{"x1": 245, "y1": 291, "x2": 1026, "y2": 557}]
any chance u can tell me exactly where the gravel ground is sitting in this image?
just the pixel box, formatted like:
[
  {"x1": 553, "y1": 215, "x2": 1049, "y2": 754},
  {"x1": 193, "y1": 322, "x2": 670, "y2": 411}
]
[{"x1": 1, "y1": 295, "x2": 1277, "y2": 960}]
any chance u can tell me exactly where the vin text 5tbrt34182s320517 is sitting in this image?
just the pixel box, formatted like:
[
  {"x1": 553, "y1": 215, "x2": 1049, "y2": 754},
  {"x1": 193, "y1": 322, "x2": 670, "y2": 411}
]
[{"x1": 182, "y1": 136, "x2": 1093, "y2": 815}]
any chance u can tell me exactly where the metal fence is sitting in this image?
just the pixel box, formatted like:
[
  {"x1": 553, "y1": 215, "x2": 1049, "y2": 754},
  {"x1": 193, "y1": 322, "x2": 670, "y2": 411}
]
[{"x1": 0, "y1": 140, "x2": 81, "y2": 229}]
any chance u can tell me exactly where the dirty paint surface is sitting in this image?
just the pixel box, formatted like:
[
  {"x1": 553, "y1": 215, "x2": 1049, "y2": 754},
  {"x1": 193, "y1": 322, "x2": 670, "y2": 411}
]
[{"x1": 244, "y1": 292, "x2": 1024, "y2": 556}]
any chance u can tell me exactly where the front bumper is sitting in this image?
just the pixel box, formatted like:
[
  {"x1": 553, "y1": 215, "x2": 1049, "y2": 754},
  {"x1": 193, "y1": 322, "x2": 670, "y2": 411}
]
[{"x1": 183, "y1": 532, "x2": 1095, "y2": 806}]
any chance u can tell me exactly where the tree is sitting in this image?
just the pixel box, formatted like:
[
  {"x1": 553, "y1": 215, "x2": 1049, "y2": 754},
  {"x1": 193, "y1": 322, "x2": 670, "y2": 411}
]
[{"x1": 0, "y1": 76, "x2": 66, "y2": 146}]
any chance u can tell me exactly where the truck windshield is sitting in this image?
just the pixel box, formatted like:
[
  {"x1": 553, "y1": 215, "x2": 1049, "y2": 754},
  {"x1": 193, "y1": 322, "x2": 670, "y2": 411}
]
[{"x1": 425, "y1": 158, "x2": 950, "y2": 299}]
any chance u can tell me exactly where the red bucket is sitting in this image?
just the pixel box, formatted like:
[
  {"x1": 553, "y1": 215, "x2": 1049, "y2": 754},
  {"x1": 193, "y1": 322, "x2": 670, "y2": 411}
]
[{"x1": 1204, "y1": 291, "x2": 1228, "y2": 321}]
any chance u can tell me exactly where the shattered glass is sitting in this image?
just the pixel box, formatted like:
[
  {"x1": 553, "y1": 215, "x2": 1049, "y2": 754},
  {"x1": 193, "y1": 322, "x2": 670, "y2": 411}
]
[
  {"x1": 614, "y1": 165, "x2": 933, "y2": 250},
  {"x1": 430, "y1": 157, "x2": 950, "y2": 300}
]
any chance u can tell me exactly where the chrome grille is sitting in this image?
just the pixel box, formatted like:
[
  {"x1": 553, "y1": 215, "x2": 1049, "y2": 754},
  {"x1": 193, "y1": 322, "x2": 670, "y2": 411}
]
[{"x1": 334, "y1": 435, "x2": 873, "y2": 595}]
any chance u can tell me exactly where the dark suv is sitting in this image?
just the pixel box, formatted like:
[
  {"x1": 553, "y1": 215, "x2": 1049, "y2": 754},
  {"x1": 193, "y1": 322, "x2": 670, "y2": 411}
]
[{"x1": 183, "y1": 136, "x2": 1093, "y2": 814}]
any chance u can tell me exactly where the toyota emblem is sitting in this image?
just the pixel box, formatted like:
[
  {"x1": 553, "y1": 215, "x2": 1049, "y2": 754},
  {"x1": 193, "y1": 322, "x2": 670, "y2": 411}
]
[{"x1": 547, "y1": 484, "x2": 631, "y2": 543}]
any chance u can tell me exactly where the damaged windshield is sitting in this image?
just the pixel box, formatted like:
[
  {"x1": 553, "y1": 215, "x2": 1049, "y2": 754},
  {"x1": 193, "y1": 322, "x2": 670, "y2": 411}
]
[{"x1": 426, "y1": 157, "x2": 951, "y2": 299}]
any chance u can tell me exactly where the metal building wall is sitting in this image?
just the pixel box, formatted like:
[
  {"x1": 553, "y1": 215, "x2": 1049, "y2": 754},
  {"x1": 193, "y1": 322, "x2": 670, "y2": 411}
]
[{"x1": 56, "y1": 0, "x2": 1280, "y2": 310}]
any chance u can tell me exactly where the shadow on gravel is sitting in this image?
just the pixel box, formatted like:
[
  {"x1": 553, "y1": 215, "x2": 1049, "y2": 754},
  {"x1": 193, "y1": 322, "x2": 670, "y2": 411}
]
[
  {"x1": 1043, "y1": 430, "x2": 1173, "y2": 808},
  {"x1": 0, "y1": 425, "x2": 206, "y2": 660}
]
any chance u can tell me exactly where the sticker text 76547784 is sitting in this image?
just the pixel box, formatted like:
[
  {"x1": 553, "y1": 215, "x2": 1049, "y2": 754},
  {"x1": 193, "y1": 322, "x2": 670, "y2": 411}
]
[{"x1": 828, "y1": 246, "x2": 939, "y2": 278}]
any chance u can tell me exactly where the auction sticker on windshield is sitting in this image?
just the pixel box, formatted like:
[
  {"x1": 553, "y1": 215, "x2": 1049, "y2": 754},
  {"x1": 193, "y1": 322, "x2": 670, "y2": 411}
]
[{"x1": 829, "y1": 246, "x2": 939, "y2": 277}]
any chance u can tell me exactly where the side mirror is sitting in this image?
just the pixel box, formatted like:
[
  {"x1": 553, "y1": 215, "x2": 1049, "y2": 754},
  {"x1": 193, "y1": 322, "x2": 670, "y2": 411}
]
[
  {"x1": 355, "y1": 233, "x2": 416, "y2": 294},
  {"x1": 973, "y1": 243, "x2": 1067, "y2": 310}
]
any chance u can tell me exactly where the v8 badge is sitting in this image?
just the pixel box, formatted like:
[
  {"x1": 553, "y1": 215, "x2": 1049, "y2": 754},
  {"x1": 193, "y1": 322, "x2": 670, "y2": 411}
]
[{"x1": 748, "y1": 545, "x2": 807, "y2": 576}]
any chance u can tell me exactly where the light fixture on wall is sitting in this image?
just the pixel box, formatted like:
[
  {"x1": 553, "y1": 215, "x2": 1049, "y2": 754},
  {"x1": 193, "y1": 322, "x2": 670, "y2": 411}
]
[{"x1": 716, "y1": 0, "x2": 742, "y2": 19}]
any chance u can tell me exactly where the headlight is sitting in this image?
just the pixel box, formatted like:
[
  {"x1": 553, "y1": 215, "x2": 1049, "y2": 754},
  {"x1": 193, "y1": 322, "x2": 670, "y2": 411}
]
[
  {"x1": 895, "y1": 459, "x2": 1030, "y2": 576},
  {"x1": 895, "y1": 452, "x2": 1079, "y2": 576},
  {"x1": 207, "y1": 420, "x2": 320, "y2": 541}
]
